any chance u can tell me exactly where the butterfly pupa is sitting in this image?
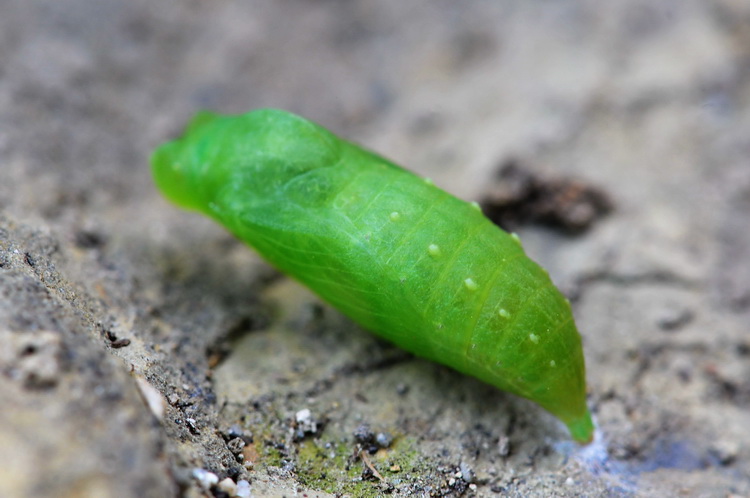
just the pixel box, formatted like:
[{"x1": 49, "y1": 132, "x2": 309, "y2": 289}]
[{"x1": 151, "y1": 108, "x2": 594, "y2": 443}]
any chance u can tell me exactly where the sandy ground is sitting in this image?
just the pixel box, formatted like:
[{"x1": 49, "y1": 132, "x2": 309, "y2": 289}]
[{"x1": 1, "y1": 1, "x2": 750, "y2": 496}]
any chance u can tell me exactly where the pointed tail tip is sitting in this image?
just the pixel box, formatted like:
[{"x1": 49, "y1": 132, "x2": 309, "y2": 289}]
[{"x1": 567, "y1": 410, "x2": 595, "y2": 444}]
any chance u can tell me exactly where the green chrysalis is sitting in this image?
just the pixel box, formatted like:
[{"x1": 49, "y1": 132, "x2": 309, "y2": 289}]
[{"x1": 151, "y1": 109, "x2": 594, "y2": 443}]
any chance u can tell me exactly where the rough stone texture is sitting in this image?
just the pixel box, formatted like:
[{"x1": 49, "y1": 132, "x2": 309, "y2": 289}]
[{"x1": 1, "y1": 0, "x2": 749, "y2": 496}]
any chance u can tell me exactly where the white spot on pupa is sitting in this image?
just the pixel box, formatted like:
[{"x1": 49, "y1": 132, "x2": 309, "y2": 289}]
[
  {"x1": 510, "y1": 232, "x2": 522, "y2": 246},
  {"x1": 464, "y1": 278, "x2": 478, "y2": 291},
  {"x1": 498, "y1": 308, "x2": 510, "y2": 319},
  {"x1": 390, "y1": 211, "x2": 401, "y2": 222},
  {"x1": 428, "y1": 244, "x2": 441, "y2": 257},
  {"x1": 529, "y1": 333, "x2": 540, "y2": 344},
  {"x1": 423, "y1": 177, "x2": 434, "y2": 186},
  {"x1": 437, "y1": 323, "x2": 444, "y2": 329},
  {"x1": 399, "y1": 277, "x2": 407, "y2": 284},
  {"x1": 469, "y1": 201, "x2": 481, "y2": 212},
  {"x1": 549, "y1": 360, "x2": 556, "y2": 367}
]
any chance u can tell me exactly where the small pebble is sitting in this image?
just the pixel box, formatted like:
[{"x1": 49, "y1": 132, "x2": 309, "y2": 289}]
[
  {"x1": 353, "y1": 424, "x2": 374, "y2": 444},
  {"x1": 228, "y1": 437, "x2": 246, "y2": 455},
  {"x1": 217, "y1": 477, "x2": 237, "y2": 495},
  {"x1": 227, "y1": 424, "x2": 244, "y2": 439},
  {"x1": 110, "y1": 338, "x2": 131, "y2": 348},
  {"x1": 185, "y1": 417, "x2": 199, "y2": 434},
  {"x1": 459, "y1": 461, "x2": 475, "y2": 483},
  {"x1": 191, "y1": 468, "x2": 219, "y2": 489},
  {"x1": 294, "y1": 408, "x2": 318, "y2": 439},
  {"x1": 235, "y1": 479, "x2": 252, "y2": 497},
  {"x1": 711, "y1": 440, "x2": 739, "y2": 465},
  {"x1": 295, "y1": 408, "x2": 312, "y2": 423},
  {"x1": 375, "y1": 432, "x2": 393, "y2": 448}
]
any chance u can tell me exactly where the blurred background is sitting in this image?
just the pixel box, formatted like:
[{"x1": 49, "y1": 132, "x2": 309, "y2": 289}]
[{"x1": 1, "y1": 1, "x2": 749, "y2": 496}]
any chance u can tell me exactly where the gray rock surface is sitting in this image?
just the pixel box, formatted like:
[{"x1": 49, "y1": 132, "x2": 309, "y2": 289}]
[{"x1": 1, "y1": 0, "x2": 749, "y2": 496}]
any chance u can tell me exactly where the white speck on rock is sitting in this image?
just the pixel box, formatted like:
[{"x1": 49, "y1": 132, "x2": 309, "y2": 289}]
[
  {"x1": 134, "y1": 375, "x2": 166, "y2": 420},
  {"x1": 295, "y1": 408, "x2": 311, "y2": 423},
  {"x1": 192, "y1": 468, "x2": 219, "y2": 489},
  {"x1": 235, "y1": 479, "x2": 252, "y2": 497}
]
